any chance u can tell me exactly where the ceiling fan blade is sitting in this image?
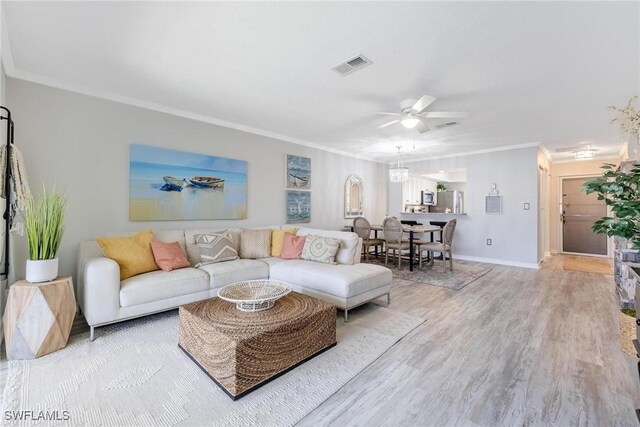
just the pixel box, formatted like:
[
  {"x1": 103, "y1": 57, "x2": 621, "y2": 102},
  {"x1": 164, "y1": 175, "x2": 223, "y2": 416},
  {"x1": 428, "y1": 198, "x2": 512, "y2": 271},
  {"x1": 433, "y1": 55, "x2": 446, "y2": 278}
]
[
  {"x1": 379, "y1": 119, "x2": 400, "y2": 128},
  {"x1": 373, "y1": 112, "x2": 400, "y2": 116},
  {"x1": 416, "y1": 119, "x2": 430, "y2": 134},
  {"x1": 423, "y1": 111, "x2": 469, "y2": 118},
  {"x1": 411, "y1": 95, "x2": 436, "y2": 114}
]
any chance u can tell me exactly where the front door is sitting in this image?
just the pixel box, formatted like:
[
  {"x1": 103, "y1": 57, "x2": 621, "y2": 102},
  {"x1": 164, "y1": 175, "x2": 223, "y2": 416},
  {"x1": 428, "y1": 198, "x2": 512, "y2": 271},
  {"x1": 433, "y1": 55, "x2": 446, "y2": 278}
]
[{"x1": 562, "y1": 177, "x2": 607, "y2": 255}]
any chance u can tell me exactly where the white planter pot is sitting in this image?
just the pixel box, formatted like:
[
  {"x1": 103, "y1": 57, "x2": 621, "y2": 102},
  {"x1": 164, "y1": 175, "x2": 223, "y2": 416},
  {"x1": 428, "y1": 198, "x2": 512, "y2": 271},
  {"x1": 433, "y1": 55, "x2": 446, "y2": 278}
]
[{"x1": 25, "y1": 258, "x2": 59, "y2": 283}]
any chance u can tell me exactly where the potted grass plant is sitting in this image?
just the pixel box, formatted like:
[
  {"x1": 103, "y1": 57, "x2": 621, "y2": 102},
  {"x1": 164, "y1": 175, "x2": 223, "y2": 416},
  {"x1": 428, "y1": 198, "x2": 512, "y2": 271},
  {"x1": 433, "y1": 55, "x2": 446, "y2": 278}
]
[{"x1": 24, "y1": 187, "x2": 66, "y2": 283}]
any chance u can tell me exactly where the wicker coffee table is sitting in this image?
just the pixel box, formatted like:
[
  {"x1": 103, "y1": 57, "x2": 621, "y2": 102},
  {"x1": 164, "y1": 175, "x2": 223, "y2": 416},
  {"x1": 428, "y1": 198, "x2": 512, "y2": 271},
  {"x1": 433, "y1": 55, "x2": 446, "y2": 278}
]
[{"x1": 178, "y1": 290, "x2": 337, "y2": 400}]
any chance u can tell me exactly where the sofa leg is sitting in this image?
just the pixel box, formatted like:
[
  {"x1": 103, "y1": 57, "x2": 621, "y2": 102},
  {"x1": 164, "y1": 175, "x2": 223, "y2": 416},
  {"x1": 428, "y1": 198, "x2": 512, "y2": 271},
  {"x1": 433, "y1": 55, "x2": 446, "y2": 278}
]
[
  {"x1": 90, "y1": 326, "x2": 95, "y2": 342},
  {"x1": 344, "y1": 309, "x2": 349, "y2": 323},
  {"x1": 386, "y1": 292, "x2": 391, "y2": 306}
]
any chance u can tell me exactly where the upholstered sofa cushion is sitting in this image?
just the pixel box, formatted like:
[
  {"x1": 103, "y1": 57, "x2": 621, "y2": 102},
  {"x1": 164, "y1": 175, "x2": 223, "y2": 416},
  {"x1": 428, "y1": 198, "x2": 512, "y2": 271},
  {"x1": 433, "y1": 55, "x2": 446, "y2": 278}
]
[
  {"x1": 295, "y1": 228, "x2": 360, "y2": 265},
  {"x1": 269, "y1": 260, "x2": 392, "y2": 298},
  {"x1": 196, "y1": 259, "x2": 270, "y2": 289},
  {"x1": 119, "y1": 268, "x2": 209, "y2": 307}
]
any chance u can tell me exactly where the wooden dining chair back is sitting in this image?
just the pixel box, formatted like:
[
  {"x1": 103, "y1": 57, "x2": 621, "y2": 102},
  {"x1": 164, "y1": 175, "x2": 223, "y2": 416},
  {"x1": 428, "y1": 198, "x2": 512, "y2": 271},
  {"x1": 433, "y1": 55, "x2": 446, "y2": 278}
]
[
  {"x1": 383, "y1": 217, "x2": 410, "y2": 269},
  {"x1": 353, "y1": 217, "x2": 384, "y2": 260},
  {"x1": 443, "y1": 219, "x2": 457, "y2": 248}
]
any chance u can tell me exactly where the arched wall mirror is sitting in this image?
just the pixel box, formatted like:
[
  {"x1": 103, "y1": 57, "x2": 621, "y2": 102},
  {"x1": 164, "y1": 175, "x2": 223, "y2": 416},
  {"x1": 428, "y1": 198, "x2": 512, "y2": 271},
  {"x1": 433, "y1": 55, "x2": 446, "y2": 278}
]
[{"x1": 344, "y1": 175, "x2": 364, "y2": 219}]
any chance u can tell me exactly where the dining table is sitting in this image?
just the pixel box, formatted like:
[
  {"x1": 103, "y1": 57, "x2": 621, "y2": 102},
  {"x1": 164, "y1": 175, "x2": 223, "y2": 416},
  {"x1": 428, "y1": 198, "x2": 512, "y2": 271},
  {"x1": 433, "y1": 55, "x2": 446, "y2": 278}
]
[{"x1": 369, "y1": 224, "x2": 442, "y2": 272}]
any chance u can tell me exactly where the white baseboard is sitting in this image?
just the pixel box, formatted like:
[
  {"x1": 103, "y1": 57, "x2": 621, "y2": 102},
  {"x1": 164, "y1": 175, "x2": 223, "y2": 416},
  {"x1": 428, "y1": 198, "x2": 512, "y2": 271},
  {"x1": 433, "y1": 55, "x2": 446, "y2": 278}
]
[
  {"x1": 545, "y1": 251, "x2": 552, "y2": 258},
  {"x1": 455, "y1": 254, "x2": 540, "y2": 270}
]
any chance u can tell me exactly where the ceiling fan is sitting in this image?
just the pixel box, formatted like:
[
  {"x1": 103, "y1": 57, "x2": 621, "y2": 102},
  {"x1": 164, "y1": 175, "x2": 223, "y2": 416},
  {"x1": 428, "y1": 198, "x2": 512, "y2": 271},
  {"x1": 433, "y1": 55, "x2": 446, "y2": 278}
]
[{"x1": 376, "y1": 96, "x2": 469, "y2": 133}]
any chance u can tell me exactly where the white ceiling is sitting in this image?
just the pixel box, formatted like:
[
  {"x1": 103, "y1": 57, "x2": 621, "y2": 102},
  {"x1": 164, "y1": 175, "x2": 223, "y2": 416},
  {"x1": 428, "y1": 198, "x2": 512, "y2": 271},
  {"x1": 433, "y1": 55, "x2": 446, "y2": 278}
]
[{"x1": 2, "y1": 1, "x2": 639, "y2": 163}]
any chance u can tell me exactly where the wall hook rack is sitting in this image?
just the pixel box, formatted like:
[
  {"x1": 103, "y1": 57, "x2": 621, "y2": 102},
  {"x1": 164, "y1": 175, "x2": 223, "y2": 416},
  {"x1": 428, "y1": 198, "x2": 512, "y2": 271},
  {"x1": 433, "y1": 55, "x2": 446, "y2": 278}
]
[{"x1": 0, "y1": 106, "x2": 15, "y2": 279}]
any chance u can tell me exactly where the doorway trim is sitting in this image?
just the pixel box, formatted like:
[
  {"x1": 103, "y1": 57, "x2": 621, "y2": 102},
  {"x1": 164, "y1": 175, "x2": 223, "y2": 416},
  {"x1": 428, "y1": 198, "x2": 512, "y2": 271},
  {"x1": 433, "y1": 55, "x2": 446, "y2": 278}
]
[{"x1": 557, "y1": 174, "x2": 611, "y2": 258}]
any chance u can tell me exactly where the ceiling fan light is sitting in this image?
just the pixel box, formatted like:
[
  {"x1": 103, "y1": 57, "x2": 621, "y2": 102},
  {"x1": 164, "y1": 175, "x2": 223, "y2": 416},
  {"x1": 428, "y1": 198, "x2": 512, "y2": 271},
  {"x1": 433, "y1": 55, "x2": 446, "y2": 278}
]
[
  {"x1": 389, "y1": 167, "x2": 409, "y2": 183},
  {"x1": 400, "y1": 117, "x2": 421, "y2": 129}
]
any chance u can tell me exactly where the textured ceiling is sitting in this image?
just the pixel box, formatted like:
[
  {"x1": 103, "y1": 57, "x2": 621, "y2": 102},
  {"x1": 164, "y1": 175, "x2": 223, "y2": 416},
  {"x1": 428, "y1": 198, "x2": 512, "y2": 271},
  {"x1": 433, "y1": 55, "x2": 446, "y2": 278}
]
[{"x1": 3, "y1": 1, "x2": 639, "y2": 162}]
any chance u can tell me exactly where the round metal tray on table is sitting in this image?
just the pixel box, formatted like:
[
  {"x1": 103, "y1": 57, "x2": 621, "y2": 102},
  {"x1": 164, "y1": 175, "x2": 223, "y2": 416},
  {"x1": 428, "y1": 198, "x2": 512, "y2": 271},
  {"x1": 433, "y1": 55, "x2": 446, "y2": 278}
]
[{"x1": 217, "y1": 280, "x2": 292, "y2": 312}]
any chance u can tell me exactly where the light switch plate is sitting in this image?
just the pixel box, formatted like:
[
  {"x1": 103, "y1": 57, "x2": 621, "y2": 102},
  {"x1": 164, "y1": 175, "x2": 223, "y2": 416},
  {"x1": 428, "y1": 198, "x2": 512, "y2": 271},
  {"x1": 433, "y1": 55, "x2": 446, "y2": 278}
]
[{"x1": 524, "y1": 203, "x2": 530, "y2": 210}]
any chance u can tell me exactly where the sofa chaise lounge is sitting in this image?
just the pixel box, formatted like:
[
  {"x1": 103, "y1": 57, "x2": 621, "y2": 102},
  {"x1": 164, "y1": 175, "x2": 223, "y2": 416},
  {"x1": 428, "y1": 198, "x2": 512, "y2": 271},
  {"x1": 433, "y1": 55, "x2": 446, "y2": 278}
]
[{"x1": 77, "y1": 227, "x2": 393, "y2": 340}]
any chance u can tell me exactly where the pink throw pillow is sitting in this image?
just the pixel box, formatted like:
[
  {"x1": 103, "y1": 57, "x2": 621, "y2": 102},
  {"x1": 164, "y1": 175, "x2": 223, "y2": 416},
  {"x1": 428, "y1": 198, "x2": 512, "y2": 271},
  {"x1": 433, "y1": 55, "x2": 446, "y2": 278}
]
[
  {"x1": 280, "y1": 234, "x2": 306, "y2": 260},
  {"x1": 150, "y1": 240, "x2": 190, "y2": 272}
]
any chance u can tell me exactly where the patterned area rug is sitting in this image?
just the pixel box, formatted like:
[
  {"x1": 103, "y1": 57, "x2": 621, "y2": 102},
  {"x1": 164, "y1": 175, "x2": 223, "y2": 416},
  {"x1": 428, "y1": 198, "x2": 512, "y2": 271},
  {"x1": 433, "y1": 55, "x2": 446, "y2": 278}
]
[
  {"x1": 1, "y1": 305, "x2": 424, "y2": 427},
  {"x1": 364, "y1": 257, "x2": 493, "y2": 291}
]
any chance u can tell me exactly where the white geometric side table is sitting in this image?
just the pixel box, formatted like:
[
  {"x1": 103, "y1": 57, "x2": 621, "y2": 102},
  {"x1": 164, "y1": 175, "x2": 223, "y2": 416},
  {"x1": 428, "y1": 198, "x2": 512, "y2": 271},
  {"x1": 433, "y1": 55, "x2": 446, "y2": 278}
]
[{"x1": 3, "y1": 276, "x2": 76, "y2": 359}]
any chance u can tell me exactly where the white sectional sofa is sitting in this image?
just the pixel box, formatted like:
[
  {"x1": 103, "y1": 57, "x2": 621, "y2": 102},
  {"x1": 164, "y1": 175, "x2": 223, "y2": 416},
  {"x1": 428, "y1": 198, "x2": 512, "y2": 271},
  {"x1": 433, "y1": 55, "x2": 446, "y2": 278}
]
[{"x1": 77, "y1": 227, "x2": 393, "y2": 340}]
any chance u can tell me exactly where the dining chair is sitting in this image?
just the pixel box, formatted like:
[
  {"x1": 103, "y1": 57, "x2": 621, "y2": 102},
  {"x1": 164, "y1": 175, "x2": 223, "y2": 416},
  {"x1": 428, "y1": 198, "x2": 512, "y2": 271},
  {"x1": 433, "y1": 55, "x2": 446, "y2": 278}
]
[
  {"x1": 413, "y1": 222, "x2": 445, "y2": 265},
  {"x1": 353, "y1": 217, "x2": 384, "y2": 260},
  {"x1": 416, "y1": 219, "x2": 457, "y2": 272},
  {"x1": 383, "y1": 217, "x2": 411, "y2": 269}
]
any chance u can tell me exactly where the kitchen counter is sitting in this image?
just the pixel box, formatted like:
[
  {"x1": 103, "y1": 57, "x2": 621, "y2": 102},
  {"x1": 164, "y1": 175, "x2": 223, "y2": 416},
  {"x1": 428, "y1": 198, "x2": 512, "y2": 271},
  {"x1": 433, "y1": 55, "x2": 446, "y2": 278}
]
[{"x1": 400, "y1": 212, "x2": 467, "y2": 215}]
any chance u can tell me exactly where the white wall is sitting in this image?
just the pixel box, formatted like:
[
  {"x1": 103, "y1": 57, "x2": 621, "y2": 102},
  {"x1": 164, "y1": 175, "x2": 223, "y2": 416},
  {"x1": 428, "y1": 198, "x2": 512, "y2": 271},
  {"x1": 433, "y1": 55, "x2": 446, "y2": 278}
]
[
  {"x1": 7, "y1": 78, "x2": 387, "y2": 282},
  {"x1": 390, "y1": 146, "x2": 540, "y2": 267}
]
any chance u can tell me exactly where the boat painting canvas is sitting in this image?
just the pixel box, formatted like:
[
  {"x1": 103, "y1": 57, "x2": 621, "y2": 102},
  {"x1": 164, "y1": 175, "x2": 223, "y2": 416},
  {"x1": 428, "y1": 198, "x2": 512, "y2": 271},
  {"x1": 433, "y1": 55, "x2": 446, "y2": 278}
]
[
  {"x1": 129, "y1": 144, "x2": 247, "y2": 221},
  {"x1": 286, "y1": 155, "x2": 311, "y2": 189},
  {"x1": 285, "y1": 191, "x2": 311, "y2": 224}
]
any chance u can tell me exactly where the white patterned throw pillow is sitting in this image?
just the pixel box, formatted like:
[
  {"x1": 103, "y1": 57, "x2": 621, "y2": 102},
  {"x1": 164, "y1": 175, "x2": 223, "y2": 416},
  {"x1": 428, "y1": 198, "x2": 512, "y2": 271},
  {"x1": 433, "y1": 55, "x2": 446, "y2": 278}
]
[
  {"x1": 194, "y1": 231, "x2": 239, "y2": 266},
  {"x1": 301, "y1": 234, "x2": 341, "y2": 264}
]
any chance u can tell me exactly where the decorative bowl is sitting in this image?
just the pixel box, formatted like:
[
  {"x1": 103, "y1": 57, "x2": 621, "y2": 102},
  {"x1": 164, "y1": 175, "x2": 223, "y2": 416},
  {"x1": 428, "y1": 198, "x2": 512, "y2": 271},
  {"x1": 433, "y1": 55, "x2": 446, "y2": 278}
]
[{"x1": 217, "y1": 280, "x2": 292, "y2": 312}]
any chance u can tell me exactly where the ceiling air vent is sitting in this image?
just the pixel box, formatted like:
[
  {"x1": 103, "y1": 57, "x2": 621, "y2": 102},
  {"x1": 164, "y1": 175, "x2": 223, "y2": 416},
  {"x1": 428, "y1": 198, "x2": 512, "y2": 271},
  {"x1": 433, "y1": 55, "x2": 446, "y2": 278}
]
[
  {"x1": 332, "y1": 54, "x2": 372, "y2": 76},
  {"x1": 435, "y1": 121, "x2": 459, "y2": 129}
]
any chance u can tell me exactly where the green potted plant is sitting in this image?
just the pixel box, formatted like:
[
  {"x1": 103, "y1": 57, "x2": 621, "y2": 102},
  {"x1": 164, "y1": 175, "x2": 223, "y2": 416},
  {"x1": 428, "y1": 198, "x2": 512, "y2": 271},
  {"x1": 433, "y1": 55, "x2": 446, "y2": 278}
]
[
  {"x1": 583, "y1": 163, "x2": 640, "y2": 248},
  {"x1": 436, "y1": 183, "x2": 447, "y2": 192},
  {"x1": 583, "y1": 97, "x2": 640, "y2": 246},
  {"x1": 24, "y1": 187, "x2": 66, "y2": 283}
]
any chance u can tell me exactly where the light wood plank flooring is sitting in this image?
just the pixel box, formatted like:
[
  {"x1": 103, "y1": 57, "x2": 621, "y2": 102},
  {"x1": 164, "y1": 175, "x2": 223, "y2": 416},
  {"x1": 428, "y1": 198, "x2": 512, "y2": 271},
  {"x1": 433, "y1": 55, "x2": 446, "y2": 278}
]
[
  {"x1": 300, "y1": 255, "x2": 640, "y2": 426},
  {"x1": 1, "y1": 255, "x2": 638, "y2": 426}
]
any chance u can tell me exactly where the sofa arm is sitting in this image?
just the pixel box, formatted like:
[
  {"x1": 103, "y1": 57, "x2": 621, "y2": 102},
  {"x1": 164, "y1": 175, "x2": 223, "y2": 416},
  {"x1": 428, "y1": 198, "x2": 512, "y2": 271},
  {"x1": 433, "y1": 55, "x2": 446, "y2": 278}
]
[{"x1": 80, "y1": 257, "x2": 121, "y2": 326}]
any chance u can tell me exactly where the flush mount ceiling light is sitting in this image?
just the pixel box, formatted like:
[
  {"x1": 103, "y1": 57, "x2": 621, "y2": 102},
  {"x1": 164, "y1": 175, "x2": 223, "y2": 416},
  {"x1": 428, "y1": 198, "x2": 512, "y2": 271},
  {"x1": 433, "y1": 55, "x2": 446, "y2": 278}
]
[
  {"x1": 574, "y1": 145, "x2": 596, "y2": 160},
  {"x1": 389, "y1": 146, "x2": 409, "y2": 183}
]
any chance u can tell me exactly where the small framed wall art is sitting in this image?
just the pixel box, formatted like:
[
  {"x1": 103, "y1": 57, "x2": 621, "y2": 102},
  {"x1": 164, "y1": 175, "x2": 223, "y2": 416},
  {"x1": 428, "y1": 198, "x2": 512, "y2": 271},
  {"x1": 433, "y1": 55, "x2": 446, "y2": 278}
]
[
  {"x1": 286, "y1": 154, "x2": 311, "y2": 190},
  {"x1": 285, "y1": 190, "x2": 311, "y2": 224}
]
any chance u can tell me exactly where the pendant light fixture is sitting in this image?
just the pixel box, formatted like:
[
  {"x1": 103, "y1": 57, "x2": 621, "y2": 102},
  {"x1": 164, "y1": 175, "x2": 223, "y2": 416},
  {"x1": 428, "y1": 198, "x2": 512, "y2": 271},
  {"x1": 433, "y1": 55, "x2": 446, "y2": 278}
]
[{"x1": 389, "y1": 146, "x2": 409, "y2": 183}]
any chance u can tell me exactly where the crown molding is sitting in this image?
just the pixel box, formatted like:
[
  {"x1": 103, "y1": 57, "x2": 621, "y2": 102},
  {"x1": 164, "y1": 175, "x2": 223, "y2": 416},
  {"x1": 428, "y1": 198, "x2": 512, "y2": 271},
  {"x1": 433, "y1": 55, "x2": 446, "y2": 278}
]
[
  {"x1": 401, "y1": 142, "x2": 540, "y2": 164},
  {"x1": 550, "y1": 154, "x2": 623, "y2": 164}
]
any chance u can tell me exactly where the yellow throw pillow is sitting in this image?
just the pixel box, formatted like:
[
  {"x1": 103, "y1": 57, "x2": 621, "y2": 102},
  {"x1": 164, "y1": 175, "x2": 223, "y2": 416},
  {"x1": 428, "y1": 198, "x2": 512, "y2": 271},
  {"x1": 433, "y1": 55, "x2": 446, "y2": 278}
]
[
  {"x1": 271, "y1": 228, "x2": 297, "y2": 256},
  {"x1": 96, "y1": 229, "x2": 159, "y2": 280}
]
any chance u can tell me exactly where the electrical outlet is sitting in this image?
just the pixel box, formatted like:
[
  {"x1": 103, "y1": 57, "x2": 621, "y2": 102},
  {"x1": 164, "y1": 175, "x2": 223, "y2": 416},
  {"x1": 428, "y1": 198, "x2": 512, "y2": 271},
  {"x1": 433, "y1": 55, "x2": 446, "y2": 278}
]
[
  {"x1": 524, "y1": 203, "x2": 530, "y2": 210},
  {"x1": 486, "y1": 238, "x2": 492, "y2": 246}
]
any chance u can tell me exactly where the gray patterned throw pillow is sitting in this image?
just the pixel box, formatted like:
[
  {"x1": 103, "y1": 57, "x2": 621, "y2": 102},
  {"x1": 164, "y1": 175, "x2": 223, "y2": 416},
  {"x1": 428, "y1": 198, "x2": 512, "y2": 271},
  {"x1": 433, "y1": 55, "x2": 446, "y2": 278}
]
[
  {"x1": 194, "y1": 231, "x2": 239, "y2": 266},
  {"x1": 301, "y1": 234, "x2": 341, "y2": 264}
]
